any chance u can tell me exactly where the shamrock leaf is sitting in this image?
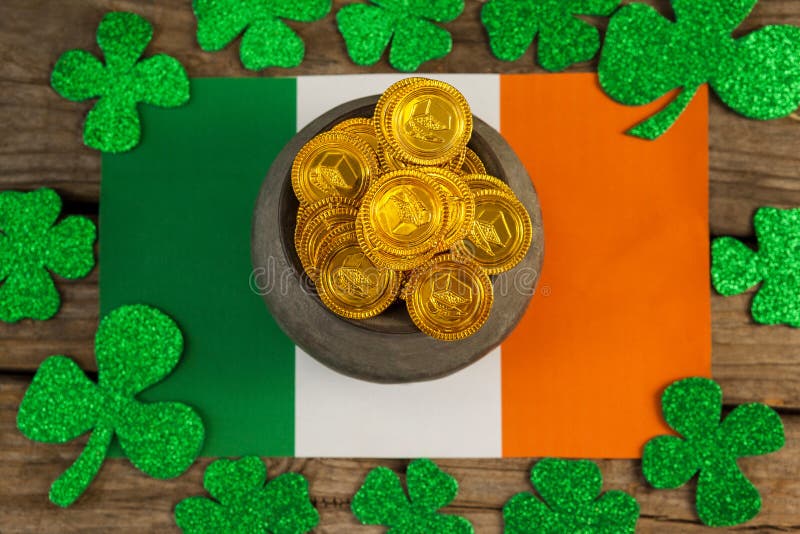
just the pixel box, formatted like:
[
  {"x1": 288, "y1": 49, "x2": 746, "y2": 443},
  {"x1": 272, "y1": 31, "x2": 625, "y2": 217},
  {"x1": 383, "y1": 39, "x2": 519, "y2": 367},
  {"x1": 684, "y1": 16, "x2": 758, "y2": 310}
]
[
  {"x1": 643, "y1": 377, "x2": 785, "y2": 526},
  {"x1": 598, "y1": 0, "x2": 800, "y2": 139},
  {"x1": 17, "y1": 305, "x2": 205, "y2": 507},
  {"x1": 193, "y1": 0, "x2": 331, "y2": 70},
  {"x1": 352, "y1": 458, "x2": 473, "y2": 533},
  {"x1": 51, "y1": 12, "x2": 189, "y2": 153},
  {"x1": 712, "y1": 207, "x2": 800, "y2": 327},
  {"x1": 0, "y1": 188, "x2": 95, "y2": 322},
  {"x1": 337, "y1": 0, "x2": 464, "y2": 72},
  {"x1": 482, "y1": 0, "x2": 619, "y2": 72},
  {"x1": 175, "y1": 456, "x2": 318, "y2": 533},
  {"x1": 503, "y1": 458, "x2": 639, "y2": 533}
]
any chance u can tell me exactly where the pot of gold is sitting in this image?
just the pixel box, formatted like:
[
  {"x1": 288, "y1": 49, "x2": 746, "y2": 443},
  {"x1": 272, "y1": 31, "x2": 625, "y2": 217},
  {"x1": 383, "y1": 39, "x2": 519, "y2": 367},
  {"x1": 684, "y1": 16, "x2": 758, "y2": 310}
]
[{"x1": 252, "y1": 78, "x2": 543, "y2": 383}]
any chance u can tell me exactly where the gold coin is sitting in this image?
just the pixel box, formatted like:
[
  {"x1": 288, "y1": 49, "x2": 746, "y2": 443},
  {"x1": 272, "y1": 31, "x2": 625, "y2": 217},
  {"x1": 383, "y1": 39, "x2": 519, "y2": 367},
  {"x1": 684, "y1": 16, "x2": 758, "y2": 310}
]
[
  {"x1": 374, "y1": 78, "x2": 431, "y2": 131},
  {"x1": 297, "y1": 206, "x2": 358, "y2": 276},
  {"x1": 378, "y1": 78, "x2": 473, "y2": 166},
  {"x1": 360, "y1": 169, "x2": 449, "y2": 257},
  {"x1": 356, "y1": 209, "x2": 435, "y2": 271},
  {"x1": 333, "y1": 117, "x2": 380, "y2": 153},
  {"x1": 296, "y1": 196, "x2": 359, "y2": 248},
  {"x1": 308, "y1": 221, "x2": 356, "y2": 281},
  {"x1": 417, "y1": 167, "x2": 475, "y2": 249},
  {"x1": 316, "y1": 233, "x2": 401, "y2": 319},
  {"x1": 378, "y1": 145, "x2": 409, "y2": 173},
  {"x1": 446, "y1": 147, "x2": 467, "y2": 172},
  {"x1": 373, "y1": 77, "x2": 432, "y2": 150},
  {"x1": 453, "y1": 189, "x2": 532, "y2": 275},
  {"x1": 460, "y1": 148, "x2": 487, "y2": 175},
  {"x1": 405, "y1": 253, "x2": 494, "y2": 341},
  {"x1": 291, "y1": 131, "x2": 379, "y2": 205},
  {"x1": 460, "y1": 173, "x2": 513, "y2": 195}
]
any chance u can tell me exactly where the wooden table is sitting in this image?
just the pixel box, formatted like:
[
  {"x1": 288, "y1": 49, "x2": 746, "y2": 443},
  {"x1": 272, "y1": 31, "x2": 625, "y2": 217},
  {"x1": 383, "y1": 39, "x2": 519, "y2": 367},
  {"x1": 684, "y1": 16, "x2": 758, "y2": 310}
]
[{"x1": 1, "y1": 1, "x2": 798, "y2": 531}]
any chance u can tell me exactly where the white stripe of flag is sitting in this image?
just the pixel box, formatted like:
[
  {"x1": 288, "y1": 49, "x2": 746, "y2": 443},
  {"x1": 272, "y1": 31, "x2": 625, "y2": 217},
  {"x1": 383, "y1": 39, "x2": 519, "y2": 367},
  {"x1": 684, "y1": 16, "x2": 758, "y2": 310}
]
[{"x1": 294, "y1": 74, "x2": 503, "y2": 458}]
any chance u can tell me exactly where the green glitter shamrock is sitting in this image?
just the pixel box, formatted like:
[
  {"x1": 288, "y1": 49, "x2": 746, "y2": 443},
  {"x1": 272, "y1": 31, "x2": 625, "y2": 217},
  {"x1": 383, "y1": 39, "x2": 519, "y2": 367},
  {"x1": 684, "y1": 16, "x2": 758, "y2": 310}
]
[
  {"x1": 337, "y1": 0, "x2": 464, "y2": 72},
  {"x1": 175, "y1": 456, "x2": 319, "y2": 533},
  {"x1": 643, "y1": 377, "x2": 785, "y2": 526},
  {"x1": 598, "y1": 0, "x2": 800, "y2": 139},
  {"x1": 503, "y1": 458, "x2": 639, "y2": 533},
  {"x1": 0, "y1": 188, "x2": 95, "y2": 323},
  {"x1": 712, "y1": 207, "x2": 800, "y2": 327},
  {"x1": 352, "y1": 458, "x2": 473, "y2": 533},
  {"x1": 193, "y1": 0, "x2": 331, "y2": 70},
  {"x1": 51, "y1": 12, "x2": 190, "y2": 153},
  {"x1": 17, "y1": 304, "x2": 205, "y2": 507},
  {"x1": 481, "y1": 0, "x2": 619, "y2": 72}
]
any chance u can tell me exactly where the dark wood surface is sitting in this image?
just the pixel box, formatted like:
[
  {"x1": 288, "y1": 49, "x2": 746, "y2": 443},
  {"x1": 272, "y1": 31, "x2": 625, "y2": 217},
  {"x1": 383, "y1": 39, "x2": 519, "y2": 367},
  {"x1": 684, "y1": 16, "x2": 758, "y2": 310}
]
[{"x1": 1, "y1": 0, "x2": 799, "y2": 531}]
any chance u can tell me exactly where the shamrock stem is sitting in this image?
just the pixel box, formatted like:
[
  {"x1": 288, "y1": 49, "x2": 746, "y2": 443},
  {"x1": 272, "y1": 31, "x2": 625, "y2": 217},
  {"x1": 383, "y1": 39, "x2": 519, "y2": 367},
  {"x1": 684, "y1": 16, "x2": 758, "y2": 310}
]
[
  {"x1": 49, "y1": 425, "x2": 114, "y2": 507},
  {"x1": 628, "y1": 86, "x2": 700, "y2": 140}
]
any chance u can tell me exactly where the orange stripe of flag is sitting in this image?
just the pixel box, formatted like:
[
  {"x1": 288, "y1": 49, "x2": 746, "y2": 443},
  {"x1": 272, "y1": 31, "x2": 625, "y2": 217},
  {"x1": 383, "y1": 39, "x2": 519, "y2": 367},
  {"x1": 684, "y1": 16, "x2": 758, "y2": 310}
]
[{"x1": 499, "y1": 74, "x2": 711, "y2": 458}]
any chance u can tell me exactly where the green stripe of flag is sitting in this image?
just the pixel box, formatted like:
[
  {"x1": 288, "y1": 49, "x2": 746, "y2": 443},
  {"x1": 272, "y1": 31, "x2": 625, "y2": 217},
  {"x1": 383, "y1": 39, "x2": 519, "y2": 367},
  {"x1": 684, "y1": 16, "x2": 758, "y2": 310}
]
[{"x1": 100, "y1": 78, "x2": 298, "y2": 456}]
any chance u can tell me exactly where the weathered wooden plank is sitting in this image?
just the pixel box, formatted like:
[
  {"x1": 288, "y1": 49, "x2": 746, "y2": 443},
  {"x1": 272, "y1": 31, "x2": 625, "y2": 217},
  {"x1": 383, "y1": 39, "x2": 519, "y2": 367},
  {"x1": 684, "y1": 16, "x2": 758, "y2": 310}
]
[
  {"x1": 0, "y1": 270, "x2": 98, "y2": 372},
  {"x1": 2, "y1": 0, "x2": 800, "y2": 230},
  {"x1": 712, "y1": 292, "x2": 800, "y2": 409},
  {"x1": 2, "y1": 280, "x2": 798, "y2": 410},
  {"x1": 0, "y1": 376, "x2": 797, "y2": 532}
]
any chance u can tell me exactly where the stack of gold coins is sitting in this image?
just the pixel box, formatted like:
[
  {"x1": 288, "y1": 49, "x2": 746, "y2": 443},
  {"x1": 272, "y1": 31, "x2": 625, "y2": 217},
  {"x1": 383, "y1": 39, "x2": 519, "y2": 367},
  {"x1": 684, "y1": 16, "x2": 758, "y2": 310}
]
[{"x1": 291, "y1": 78, "x2": 533, "y2": 341}]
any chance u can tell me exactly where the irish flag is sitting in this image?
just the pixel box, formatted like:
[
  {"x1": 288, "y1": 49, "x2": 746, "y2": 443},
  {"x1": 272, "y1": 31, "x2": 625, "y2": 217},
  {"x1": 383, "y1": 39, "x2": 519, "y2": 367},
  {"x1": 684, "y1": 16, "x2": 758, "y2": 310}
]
[{"x1": 100, "y1": 74, "x2": 710, "y2": 459}]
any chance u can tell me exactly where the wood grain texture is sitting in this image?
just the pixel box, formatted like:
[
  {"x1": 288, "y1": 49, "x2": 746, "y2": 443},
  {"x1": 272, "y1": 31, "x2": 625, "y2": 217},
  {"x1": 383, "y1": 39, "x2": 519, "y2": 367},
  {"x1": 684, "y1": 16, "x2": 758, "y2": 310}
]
[
  {"x1": 1, "y1": 0, "x2": 800, "y2": 531},
  {"x1": 0, "y1": 376, "x2": 798, "y2": 533}
]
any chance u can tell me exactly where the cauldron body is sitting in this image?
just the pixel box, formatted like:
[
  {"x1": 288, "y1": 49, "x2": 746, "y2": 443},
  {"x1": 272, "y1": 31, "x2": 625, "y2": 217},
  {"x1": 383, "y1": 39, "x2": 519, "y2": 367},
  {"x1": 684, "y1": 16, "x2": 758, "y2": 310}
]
[{"x1": 252, "y1": 96, "x2": 544, "y2": 383}]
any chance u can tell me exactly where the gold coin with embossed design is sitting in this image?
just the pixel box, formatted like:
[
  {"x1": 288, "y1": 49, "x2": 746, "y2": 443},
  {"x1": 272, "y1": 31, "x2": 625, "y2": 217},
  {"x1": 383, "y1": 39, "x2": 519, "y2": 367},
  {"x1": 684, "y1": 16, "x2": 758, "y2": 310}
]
[
  {"x1": 378, "y1": 79, "x2": 472, "y2": 166},
  {"x1": 405, "y1": 253, "x2": 493, "y2": 341},
  {"x1": 417, "y1": 167, "x2": 475, "y2": 249},
  {"x1": 454, "y1": 189, "x2": 532, "y2": 275},
  {"x1": 316, "y1": 234, "x2": 401, "y2": 319},
  {"x1": 460, "y1": 173, "x2": 513, "y2": 195},
  {"x1": 291, "y1": 131, "x2": 380, "y2": 205},
  {"x1": 314, "y1": 221, "x2": 355, "y2": 267},
  {"x1": 447, "y1": 147, "x2": 467, "y2": 172},
  {"x1": 374, "y1": 78, "x2": 430, "y2": 131},
  {"x1": 378, "y1": 146, "x2": 409, "y2": 173},
  {"x1": 297, "y1": 207, "x2": 358, "y2": 276},
  {"x1": 460, "y1": 148, "x2": 486, "y2": 175},
  {"x1": 333, "y1": 118, "x2": 380, "y2": 153},
  {"x1": 360, "y1": 169, "x2": 449, "y2": 257},
  {"x1": 356, "y1": 209, "x2": 435, "y2": 271},
  {"x1": 296, "y1": 196, "x2": 359, "y2": 249}
]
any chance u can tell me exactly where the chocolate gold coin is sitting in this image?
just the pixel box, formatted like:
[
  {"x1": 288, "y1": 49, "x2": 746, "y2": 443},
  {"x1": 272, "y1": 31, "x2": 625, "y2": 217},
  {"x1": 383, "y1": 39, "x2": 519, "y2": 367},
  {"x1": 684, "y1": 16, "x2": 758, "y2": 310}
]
[
  {"x1": 297, "y1": 206, "x2": 358, "y2": 275},
  {"x1": 307, "y1": 221, "x2": 356, "y2": 281},
  {"x1": 295, "y1": 196, "x2": 359, "y2": 248},
  {"x1": 405, "y1": 253, "x2": 494, "y2": 341},
  {"x1": 317, "y1": 234, "x2": 401, "y2": 319},
  {"x1": 460, "y1": 148, "x2": 487, "y2": 175},
  {"x1": 374, "y1": 78, "x2": 430, "y2": 131},
  {"x1": 291, "y1": 131, "x2": 379, "y2": 205},
  {"x1": 447, "y1": 147, "x2": 467, "y2": 172},
  {"x1": 356, "y1": 209, "x2": 435, "y2": 271},
  {"x1": 417, "y1": 167, "x2": 475, "y2": 249},
  {"x1": 378, "y1": 145, "x2": 409, "y2": 173},
  {"x1": 460, "y1": 173, "x2": 513, "y2": 195},
  {"x1": 378, "y1": 79, "x2": 473, "y2": 166},
  {"x1": 360, "y1": 169, "x2": 449, "y2": 257},
  {"x1": 333, "y1": 117, "x2": 380, "y2": 153},
  {"x1": 454, "y1": 189, "x2": 532, "y2": 275}
]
